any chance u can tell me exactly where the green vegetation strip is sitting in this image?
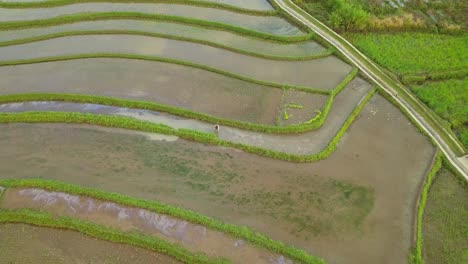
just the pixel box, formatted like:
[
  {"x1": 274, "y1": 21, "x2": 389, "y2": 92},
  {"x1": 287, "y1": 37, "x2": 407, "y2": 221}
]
[
  {"x1": 0, "y1": 208, "x2": 228, "y2": 264},
  {"x1": 0, "y1": 87, "x2": 375, "y2": 162},
  {"x1": 280, "y1": 0, "x2": 466, "y2": 155},
  {"x1": 0, "y1": 12, "x2": 313, "y2": 43},
  {"x1": 0, "y1": 0, "x2": 277, "y2": 16},
  {"x1": 0, "y1": 67, "x2": 356, "y2": 133},
  {"x1": 409, "y1": 153, "x2": 442, "y2": 264},
  {"x1": 0, "y1": 179, "x2": 326, "y2": 264},
  {"x1": 0, "y1": 30, "x2": 332, "y2": 61}
]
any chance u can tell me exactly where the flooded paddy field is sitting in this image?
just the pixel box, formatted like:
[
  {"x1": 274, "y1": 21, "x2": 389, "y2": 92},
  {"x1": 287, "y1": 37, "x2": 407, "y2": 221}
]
[
  {"x1": 0, "y1": 188, "x2": 292, "y2": 263},
  {"x1": 0, "y1": 76, "x2": 369, "y2": 155},
  {"x1": 0, "y1": 35, "x2": 352, "y2": 89},
  {"x1": 0, "y1": 223, "x2": 179, "y2": 263},
  {"x1": 0, "y1": 3, "x2": 302, "y2": 36},
  {"x1": 0, "y1": 94, "x2": 435, "y2": 264},
  {"x1": 0, "y1": 20, "x2": 326, "y2": 58},
  {"x1": 0, "y1": 58, "x2": 284, "y2": 125}
]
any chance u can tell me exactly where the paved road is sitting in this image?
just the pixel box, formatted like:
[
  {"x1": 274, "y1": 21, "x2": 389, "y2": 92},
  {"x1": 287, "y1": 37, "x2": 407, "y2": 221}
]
[{"x1": 275, "y1": 0, "x2": 468, "y2": 179}]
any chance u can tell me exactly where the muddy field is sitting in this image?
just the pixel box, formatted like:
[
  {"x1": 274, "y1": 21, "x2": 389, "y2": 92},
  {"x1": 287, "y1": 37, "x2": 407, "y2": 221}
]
[
  {"x1": 0, "y1": 3, "x2": 301, "y2": 36},
  {"x1": 0, "y1": 94, "x2": 435, "y2": 264},
  {"x1": 0, "y1": 223, "x2": 179, "y2": 263},
  {"x1": 0, "y1": 35, "x2": 351, "y2": 89},
  {"x1": 0, "y1": 58, "x2": 283, "y2": 125}
]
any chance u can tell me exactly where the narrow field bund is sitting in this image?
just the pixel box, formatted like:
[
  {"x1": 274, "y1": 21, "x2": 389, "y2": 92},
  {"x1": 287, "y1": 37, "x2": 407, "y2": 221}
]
[
  {"x1": 0, "y1": 87, "x2": 375, "y2": 162},
  {"x1": 0, "y1": 35, "x2": 352, "y2": 90},
  {"x1": 0, "y1": 20, "x2": 331, "y2": 60},
  {"x1": 0, "y1": 178, "x2": 326, "y2": 264},
  {"x1": 0, "y1": 3, "x2": 306, "y2": 36},
  {"x1": 409, "y1": 153, "x2": 442, "y2": 264}
]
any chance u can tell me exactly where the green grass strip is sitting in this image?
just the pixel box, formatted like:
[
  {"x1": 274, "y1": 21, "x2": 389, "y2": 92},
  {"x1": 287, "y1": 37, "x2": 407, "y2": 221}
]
[
  {"x1": 0, "y1": 179, "x2": 326, "y2": 264},
  {"x1": 0, "y1": 30, "x2": 332, "y2": 61},
  {"x1": 409, "y1": 153, "x2": 442, "y2": 264},
  {"x1": 0, "y1": 12, "x2": 313, "y2": 43},
  {"x1": 0, "y1": 68, "x2": 356, "y2": 133},
  {"x1": 0, "y1": 53, "x2": 328, "y2": 95},
  {"x1": 0, "y1": 0, "x2": 277, "y2": 16},
  {"x1": 0, "y1": 208, "x2": 229, "y2": 264},
  {"x1": 0, "y1": 88, "x2": 375, "y2": 162}
]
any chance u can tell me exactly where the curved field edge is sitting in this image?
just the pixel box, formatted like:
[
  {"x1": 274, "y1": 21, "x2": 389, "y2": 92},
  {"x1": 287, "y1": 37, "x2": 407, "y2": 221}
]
[
  {"x1": 0, "y1": 30, "x2": 332, "y2": 61},
  {"x1": 0, "y1": 53, "x2": 330, "y2": 94},
  {"x1": 409, "y1": 153, "x2": 442, "y2": 264},
  {"x1": 0, "y1": 208, "x2": 228, "y2": 264},
  {"x1": 0, "y1": 179, "x2": 326, "y2": 264},
  {"x1": 0, "y1": 88, "x2": 376, "y2": 162},
  {"x1": 0, "y1": 12, "x2": 313, "y2": 43},
  {"x1": 0, "y1": 0, "x2": 278, "y2": 16},
  {"x1": 0, "y1": 68, "x2": 356, "y2": 133}
]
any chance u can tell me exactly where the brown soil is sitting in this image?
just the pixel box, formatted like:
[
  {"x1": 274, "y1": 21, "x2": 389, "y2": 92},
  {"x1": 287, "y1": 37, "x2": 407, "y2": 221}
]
[{"x1": 0, "y1": 223, "x2": 180, "y2": 263}]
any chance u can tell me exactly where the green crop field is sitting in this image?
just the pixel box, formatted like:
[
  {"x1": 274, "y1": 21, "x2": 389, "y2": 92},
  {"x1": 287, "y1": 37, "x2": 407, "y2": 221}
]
[
  {"x1": 412, "y1": 79, "x2": 468, "y2": 148},
  {"x1": 346, "y1": 33, "x2": 468, "y2": 77},
  {"x1": 422, "y1": 168, "x2": 468, "y2": 264}
]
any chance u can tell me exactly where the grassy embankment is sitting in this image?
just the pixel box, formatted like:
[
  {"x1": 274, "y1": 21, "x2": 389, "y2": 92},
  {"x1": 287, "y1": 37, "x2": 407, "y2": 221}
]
[
  {"x1": 0, "y1": 87, "x2": 375, "y2": 162},
  {"x1": 0, "y1": 178, "x2": 326, "y2": 264},
  {"x1": 410, "y1": 153, "x2": 442, "y2": 264}
]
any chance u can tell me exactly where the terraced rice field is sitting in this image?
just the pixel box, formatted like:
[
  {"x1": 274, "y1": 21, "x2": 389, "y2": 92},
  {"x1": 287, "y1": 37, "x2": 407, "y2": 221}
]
[{"x1": 0, "y1": 0, "x2": 441, "y2": 263}]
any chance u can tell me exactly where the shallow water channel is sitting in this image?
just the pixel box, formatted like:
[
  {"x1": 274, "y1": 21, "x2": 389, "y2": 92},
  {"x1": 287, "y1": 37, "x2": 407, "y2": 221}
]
[
  {"x1": 0, "y1": 188, "x2": 293, "y2": 264},
  {"x1": 0, "y1": 3, "x2": 301, "y2": 36}
]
